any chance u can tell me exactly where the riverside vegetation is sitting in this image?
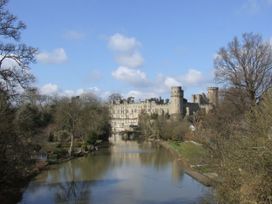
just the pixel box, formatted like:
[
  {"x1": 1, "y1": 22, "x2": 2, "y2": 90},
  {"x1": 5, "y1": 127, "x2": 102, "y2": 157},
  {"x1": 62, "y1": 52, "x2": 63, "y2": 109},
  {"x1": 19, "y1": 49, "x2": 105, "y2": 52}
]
[
  {"x1": 0, "y1": 0, "x2": 272, "y2": 203},
  {"x1": 138, "y1": 33, "x2": 272, "y2": 204},
  {"x1": 138, "y1": 89, "x2": 272, "y2": 204},
  {"x1": 0, "y1": 1, "x2": 111, "y2": 202},
  {"x1": 0, "y1": 90, "x2": 111, "y2": 203}
]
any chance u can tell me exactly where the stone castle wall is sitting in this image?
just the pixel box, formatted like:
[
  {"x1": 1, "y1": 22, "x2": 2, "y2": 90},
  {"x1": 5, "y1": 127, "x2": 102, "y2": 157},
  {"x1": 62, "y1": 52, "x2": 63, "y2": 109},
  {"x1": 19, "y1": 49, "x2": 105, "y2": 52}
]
[{"x1": 110, "y1": 86, "x2": 218, "y2": 133}]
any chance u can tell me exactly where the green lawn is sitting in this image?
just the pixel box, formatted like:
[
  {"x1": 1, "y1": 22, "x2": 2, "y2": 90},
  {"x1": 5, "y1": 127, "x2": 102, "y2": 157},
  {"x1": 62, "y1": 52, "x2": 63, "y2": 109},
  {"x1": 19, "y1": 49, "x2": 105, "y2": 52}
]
[{"x1": 168, "y1": 140, "x2": 207, "y2": 165}]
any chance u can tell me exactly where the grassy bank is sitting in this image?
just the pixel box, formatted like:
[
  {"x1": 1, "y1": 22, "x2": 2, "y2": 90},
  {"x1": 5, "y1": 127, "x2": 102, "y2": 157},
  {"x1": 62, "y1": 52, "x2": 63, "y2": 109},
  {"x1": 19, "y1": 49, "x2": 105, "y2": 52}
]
[
  {"x1": 160, "y1": 140, "x2": 217, "y2": 186},
  {"x1": 168, "y1": 141, "x2": 206, "y2": 164}
]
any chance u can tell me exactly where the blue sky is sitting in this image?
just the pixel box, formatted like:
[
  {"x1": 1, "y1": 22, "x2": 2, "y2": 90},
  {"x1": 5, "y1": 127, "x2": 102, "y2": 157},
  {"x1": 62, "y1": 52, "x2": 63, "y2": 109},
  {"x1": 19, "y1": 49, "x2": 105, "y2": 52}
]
[{"x1": 8, "y1": 0, "x2": 272, "y2": 100}]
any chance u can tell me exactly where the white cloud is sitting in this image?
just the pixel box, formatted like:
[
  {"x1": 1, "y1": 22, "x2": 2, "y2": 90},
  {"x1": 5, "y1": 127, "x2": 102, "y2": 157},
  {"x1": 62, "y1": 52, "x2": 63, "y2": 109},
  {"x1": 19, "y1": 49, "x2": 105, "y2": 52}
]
[
  {"x1": 62, "y1": 87, "x2": 111, "y2": 99},
  {"x1": 164, "y1": 77, "x2": 181, "y2": 88},
  {"x1": 151, "y1": 69, "x2": 204, "y2": 94},
  {"x1": 126, "y1": 90, "x2": 158, "y2": 99},
  {"x1": 40, "y1": 83, "x2": 59, "y2": 95},
  {"x1": 1, "y1": 57, "x2": 19, "y2": 69},
  {"x1": 116, "y1": 51, "x2": 144, "y2": 68},
  {"x1": 109, "y1": 33, "x2": 146, "y2": 87},
  {"x1": 63, "y1": 89, "x2": 84, "y2": 97},
  {"x1": 242, "y1": 0, "x2": 260, "y2": 14},
  {"x1": 107, "y1": 33, "x2": 207, "y2": 99},
  {"x1": 181, "y1": 69, "x2": 204, "y2": 86},
  {"x1": 39, "y1": 83, "x2": 112, "y2": 100},
  {"x1": 241, "y1": 0, "x2": 272, "y2": 14},
  {"x1": 150, "y1": 74, "x2": 182, "y2": 96},
  {"x1": 108, "y1": 33, "x2": 140, "y2": 52},
  {"x1": 36, "y1": 48, "x2": 68, "y2": 64},
  {"x1": 64, "y1": 30, "x2": 86, "y2": 40},
  {"x1": 112, "y1": 66, "x2": 148, "y2": 87}
]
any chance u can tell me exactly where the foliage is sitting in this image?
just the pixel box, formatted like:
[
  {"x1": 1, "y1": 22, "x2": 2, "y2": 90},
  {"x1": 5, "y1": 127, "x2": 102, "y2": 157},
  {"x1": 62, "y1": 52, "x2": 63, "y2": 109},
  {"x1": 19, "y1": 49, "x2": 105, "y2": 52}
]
[
  {"x1": 108, "y1": 93, "x2": 122, "y2": 103},
  {"x1": 196, "y1": 33, "x2": 272, "y2": 203},
  {"x1": 168, "y1": 141, "x2": 207, "y2": 165},
  {"x1": 0, "y1": 92, "x2": 34, "y2": 197},
  {"x1": 0, "y1": 1, "x2": 38, "y2": 200},
  {"x1": 196, "y1": 89, "x2": 272, "y2": 203},
  {"x1": 138, "y1": 112, "x2": 189, "y2": 141},
  {"x1": 52, "y1": 147, "x2": 68, "y2": 159},
  {"x1": 53, "y1": 95, "x2": 110, "y2": 155},
  {"x1": 54, "y1": 130, "x2": 70, "y2": 144}
]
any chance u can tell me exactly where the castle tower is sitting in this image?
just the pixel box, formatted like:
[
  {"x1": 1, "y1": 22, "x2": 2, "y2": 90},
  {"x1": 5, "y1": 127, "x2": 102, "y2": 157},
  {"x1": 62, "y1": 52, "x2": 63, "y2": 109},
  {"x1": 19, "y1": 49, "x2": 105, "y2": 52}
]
[
  {"x1": 192, "y1": 94, "x2": 201, "y2": 104},
  {"x1": 207, "y1": 87, "x2": 219, "y2": 106},
  {"x1": 170, "y1": 86, "x2": 183, "y2": 117}
]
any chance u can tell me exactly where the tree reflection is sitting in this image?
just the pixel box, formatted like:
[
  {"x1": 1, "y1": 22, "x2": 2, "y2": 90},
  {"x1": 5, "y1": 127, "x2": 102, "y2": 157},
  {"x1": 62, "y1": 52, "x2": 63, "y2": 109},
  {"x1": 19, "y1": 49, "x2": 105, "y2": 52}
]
[
  {"x1": 50, "y1": 153, "x2": 112, "y2": 203},
  {"x1": 53, "y1": 161, "x2": 90, "y2": 203},
  {"x1": 138, "y1": 143, "x2": 173, "y2": 169},
  {"x1": 20, "y1": 141, "x2": 208, "y2": 204}
]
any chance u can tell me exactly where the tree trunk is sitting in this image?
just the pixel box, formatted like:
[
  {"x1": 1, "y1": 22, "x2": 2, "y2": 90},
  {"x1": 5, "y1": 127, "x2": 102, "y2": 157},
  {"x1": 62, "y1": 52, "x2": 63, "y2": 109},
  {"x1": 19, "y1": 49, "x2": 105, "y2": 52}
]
[{"x1": 68, "y1": 133, "x2": 74, "y2": 157}]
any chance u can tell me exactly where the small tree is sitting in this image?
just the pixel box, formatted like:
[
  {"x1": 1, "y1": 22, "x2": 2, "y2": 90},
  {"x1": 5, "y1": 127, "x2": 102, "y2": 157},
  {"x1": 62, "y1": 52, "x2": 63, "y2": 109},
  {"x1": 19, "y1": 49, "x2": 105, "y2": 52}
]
[
  {"x1": 54, "y1": 97, "x2": 82, "y2": 156},
  {"x1": 108, "y1": 93, "x2": 122, "y2": 103}
]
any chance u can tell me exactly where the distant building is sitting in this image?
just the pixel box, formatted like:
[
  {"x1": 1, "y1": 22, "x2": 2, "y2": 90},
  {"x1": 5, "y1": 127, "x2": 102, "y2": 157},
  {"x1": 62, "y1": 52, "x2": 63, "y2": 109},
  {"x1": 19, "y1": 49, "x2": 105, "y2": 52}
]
[{"x1": 110, "y1": 86, "x2": 218, "y2": 133}]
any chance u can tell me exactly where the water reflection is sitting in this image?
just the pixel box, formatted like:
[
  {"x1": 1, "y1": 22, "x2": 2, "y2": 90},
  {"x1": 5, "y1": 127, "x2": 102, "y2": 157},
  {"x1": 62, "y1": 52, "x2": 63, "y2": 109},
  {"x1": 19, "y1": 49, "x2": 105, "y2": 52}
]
[{"x1": 19, "y1": 141, "x2": 212, "y2": 204}]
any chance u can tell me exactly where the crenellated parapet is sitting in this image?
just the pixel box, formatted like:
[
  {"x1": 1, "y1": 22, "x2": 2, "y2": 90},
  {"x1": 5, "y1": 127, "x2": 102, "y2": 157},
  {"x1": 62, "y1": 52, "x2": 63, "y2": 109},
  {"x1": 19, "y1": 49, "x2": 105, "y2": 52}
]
[
  {"x1": 207, "y1": 87, "x2": 219, "y2": 107},
  {"x1": 110, "y1": 86, "x2": 218, "y2": 133},
  {"x1": 169, "y1": 86, "x2": 183, "y2": 116}
]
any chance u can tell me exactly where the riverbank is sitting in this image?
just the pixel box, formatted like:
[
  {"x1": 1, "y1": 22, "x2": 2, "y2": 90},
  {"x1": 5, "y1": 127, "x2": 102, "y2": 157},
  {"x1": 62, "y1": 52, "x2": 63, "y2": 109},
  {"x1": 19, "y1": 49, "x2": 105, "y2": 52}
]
[
  {"x1": 0, "y1": 159, "x2": 48, "y2": 204},
  {"x1": 19, "y1": 140, "x2": 212, "y2": 203},
  {"x1": 2, "y1": 141, "x2": 111, "y2": 204},
  {"x1": 158, "y1": 140, "x2": 216, "y2": 186}
]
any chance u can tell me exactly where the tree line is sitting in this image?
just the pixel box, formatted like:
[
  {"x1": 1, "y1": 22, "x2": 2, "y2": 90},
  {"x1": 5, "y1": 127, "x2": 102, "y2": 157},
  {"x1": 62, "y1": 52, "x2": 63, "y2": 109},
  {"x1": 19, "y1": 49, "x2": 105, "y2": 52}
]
[
  {"x1": 0, "y1": 1, "x2": 111, "y2": 202},
  {"x1": 137, "y1": 33, "x2": 272, "y2": 203},
  {"x1": 194, "y1": 33, "x2": 272, "y2": 203}
]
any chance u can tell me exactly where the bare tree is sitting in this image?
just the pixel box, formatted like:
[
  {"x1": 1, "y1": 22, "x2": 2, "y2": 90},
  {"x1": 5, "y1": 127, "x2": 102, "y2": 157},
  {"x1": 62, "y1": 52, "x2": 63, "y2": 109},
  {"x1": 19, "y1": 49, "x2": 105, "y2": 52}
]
[
  {"x1": 55, "y1": 97, "x2": 82, "y2": 156},
  {"x1": 108, "y1": 93, "x2": 122, "y2": 103},
  {"x1": 0, "y1": 0, "x2": 37, "y2": 97},
  {"x1": 214, "y1": 33, "x2": 272, "y2": 105}
]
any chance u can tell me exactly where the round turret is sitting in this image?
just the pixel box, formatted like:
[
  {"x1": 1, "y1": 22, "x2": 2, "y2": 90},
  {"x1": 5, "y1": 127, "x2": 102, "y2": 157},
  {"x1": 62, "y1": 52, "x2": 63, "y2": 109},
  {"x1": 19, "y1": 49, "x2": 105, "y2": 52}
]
[
  {"x1": 207, "y1": 87, "x2": 219, "y2": 106},
  {"x1": 170, "y1": 86, "x2": 183, "y2": 116}
]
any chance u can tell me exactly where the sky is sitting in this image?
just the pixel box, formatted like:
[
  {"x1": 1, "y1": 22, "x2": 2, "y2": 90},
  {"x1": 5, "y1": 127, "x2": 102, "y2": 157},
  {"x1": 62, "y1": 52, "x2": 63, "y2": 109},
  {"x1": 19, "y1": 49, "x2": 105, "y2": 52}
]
[{"x1": 7, "y1": 0, "x2": 272, "y2": 100}]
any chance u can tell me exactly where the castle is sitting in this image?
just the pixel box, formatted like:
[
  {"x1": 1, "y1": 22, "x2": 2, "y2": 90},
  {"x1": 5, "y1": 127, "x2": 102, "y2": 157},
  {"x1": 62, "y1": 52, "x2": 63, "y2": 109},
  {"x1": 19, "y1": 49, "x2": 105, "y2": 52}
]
[{"x1": 110, "y1": 86, "x2": 218, "y2": 133}]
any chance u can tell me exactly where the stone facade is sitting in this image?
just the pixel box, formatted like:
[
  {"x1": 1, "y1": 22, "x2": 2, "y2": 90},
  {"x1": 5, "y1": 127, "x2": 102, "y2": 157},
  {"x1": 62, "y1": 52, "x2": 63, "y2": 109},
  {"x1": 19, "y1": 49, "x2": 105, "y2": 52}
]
[{"x1": 110, "y1": 86, "x2": 218, "y2": 133}]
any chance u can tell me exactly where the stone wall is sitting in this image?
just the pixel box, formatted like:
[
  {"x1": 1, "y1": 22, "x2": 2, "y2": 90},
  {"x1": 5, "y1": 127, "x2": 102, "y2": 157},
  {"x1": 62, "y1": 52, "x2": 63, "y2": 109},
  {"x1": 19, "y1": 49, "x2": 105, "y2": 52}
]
[
  {"x1": 110, "y1": 86, "x2": 218, "y2": 133},
  {"x1": 110, "y1": 100, "x2": 171, "y2": 132}
]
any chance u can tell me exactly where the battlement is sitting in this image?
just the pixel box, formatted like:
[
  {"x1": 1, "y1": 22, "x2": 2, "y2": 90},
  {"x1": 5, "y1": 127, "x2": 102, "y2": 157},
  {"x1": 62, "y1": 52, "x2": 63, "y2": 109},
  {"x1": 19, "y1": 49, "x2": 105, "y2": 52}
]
[
  {"x1": 208, "y1": 87, "x2": 219, "y2": 90},
  {"x1": 171, "y1": 86, "x2": 183, "y2": 97},
  {"x1": 110, "y1": 86, "x2": 218, "y2": 133},
  {"x1": 207, "y1": 87, "x2": 219, "y2": 106}
]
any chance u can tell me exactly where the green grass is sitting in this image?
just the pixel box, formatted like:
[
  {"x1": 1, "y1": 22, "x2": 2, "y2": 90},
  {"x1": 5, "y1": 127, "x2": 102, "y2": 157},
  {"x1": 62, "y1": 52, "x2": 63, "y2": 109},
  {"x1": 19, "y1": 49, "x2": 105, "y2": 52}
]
[{"x1": 168, "y1": 140, "x2": 207, "y2": 165}]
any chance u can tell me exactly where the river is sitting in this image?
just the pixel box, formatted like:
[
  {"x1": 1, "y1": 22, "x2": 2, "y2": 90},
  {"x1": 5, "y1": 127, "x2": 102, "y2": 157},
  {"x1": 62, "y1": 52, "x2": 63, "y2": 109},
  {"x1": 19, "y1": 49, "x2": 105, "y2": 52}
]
[{"x1": 19, "y1": 141, "x2": 212, "y2": 204}]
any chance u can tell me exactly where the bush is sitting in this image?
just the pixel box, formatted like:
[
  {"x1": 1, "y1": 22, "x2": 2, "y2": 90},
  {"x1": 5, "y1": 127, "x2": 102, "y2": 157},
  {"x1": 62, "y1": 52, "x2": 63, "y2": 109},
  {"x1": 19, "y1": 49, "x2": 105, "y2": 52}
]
[
  {"x1": 48, "y1": 132, "x2": 54, "y2": 142},
  {"x1": 53, "y1": 147, "x2": 67, "y2": 159},
  {"x1": 195, "y1": 90, "x2": 272, "y2": 203},
  {"x1": 54, "y1": 130, "x2": 70, "y2": 143},
  {"x1": 86, "y1": 131, "x2": 98, "y2": 145},
  {"x1": 138, "y1": 113, "x2": 190, "y2": 141}
]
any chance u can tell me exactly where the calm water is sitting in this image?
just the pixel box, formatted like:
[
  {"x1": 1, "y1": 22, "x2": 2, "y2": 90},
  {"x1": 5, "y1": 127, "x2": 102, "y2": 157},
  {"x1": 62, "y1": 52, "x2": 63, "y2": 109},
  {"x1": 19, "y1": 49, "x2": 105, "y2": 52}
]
[{"x1": 19, "y1": 141, "x2": 212, "y2": 204}]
